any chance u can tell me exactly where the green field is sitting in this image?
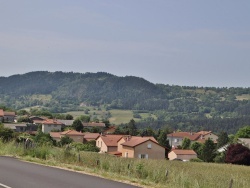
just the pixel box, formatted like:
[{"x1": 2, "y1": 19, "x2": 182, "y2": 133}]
[
  {"x1": 236, "y1": 94, "x2": 250, "y2": 101},
  {"x1": 67, "y1": 108, "x2": 155, "y2": 125}
]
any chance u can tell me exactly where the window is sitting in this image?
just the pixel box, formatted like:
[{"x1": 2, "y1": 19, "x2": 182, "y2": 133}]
[
  {"x1": 147, "y1": 143, "x2": 152, "y2": 149},
  {"x1": 141, "y1": 154, "x2": 146, "y2": 159},
  {"x1": 139, "y1": 154, "x2": 148, "y2": 159},
  {"x1": 174, "y1": 139, "x2": 179, "y2": 143},
  {"x1": 54, "y1": 125, "x2": 57, "y2": 127}
]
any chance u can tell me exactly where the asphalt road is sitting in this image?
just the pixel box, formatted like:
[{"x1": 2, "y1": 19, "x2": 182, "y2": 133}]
[{"x1": 0, "y1": 156, "x2": 140, "y2": 188}]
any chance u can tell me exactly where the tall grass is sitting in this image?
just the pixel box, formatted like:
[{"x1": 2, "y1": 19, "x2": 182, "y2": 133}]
[{"x1": 1, "y1": 140, "x2": 250, "y2": 188}]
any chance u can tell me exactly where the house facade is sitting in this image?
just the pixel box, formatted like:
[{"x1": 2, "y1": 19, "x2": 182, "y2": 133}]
[
  {"x1": 120, "y1": 137, "x2": 165, "y2": 159},
  {"x1": 0, "y1": 109, "x2": 16, "y2": 123},
  {"x1": 41, "y1": 119, "x2": 63, "y2": 133},
  {"x1": 167, "y1": 131, "x2": 218, "y2": 148},
  {"x1": 96, "y1": 135, "x2": 123, "y2": 153},
  {"x1": 60, "y1": 130, "x2": 85, "y2": 143},
  {"x1": 168, "y1": 149, "x2": 197, "y2": 161}
]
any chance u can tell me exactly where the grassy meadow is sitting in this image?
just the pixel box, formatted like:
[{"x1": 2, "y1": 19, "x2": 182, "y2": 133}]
[
  {"x1": 67, "y1": 108, "x2": 154, "y2": 125},
  {"x1": 1, "y1": 140, "x2": 250, "y2": 188}
]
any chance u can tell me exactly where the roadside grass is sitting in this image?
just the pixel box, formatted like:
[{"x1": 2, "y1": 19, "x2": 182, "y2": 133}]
[{"x1": 1, "y1": 140, "x2": 250, "y2": 188}]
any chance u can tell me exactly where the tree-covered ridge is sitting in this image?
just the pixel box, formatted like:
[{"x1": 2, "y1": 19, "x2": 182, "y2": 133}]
[{"x1": 1, "y1": 71, "x2": 250, "y2": 133}]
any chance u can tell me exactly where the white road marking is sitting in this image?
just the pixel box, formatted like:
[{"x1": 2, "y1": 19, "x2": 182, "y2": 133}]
[{"x1": 0, "y1": 183, "x2": 12, "y2": 188}]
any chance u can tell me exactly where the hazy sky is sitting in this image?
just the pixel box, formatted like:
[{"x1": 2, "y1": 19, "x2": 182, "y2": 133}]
[{"x1": 0, "y1": 0, "x2": 249, "y2": 87}]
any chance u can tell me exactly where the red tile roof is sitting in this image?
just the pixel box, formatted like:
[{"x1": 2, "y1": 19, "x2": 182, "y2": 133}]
[
  {"x1": 167, "y1": 132, "x2": 201, "y2": 141},
  {"x1": 4, "y1": 111, "x2": 15, "y2": 116},
  {"x1": 61, "y1": 130, "x2": 84, "y2": 136},
  {"x1": 83, "y1": 133, "x2": 100, "y2": 140},
  {"x1": 99, "y1": 135, "x2": 124, "y2": 147},
  {"x1": 0, "y1": 109, "x2": 15, "y2": 116},
  {"x1": 121, "y1": 136, "x2": 160, "y2": 148},
  {"x1": 42, "y1": 119, "x2": 64, "y2": 125},
  {"x1": 50, "y1": 132, "x2": 62, "y2": 138},
  {"x1": 171, "y1": 149, "x2": 197, "y2": 155}
]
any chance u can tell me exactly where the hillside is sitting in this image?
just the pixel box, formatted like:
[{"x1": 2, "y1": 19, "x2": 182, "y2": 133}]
[{"x1": 1, "y1": 71, "x2": 250, "y2": 133}]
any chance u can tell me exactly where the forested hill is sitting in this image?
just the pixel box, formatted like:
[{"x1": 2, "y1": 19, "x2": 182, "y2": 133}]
[{"x1": 1, "y1": 71, "x2": 250, "y2": 133}]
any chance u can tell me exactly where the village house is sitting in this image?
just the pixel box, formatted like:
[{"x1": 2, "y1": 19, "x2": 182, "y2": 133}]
[
  {"x1": 96, "y1": 134, "x2": 124, "y2": 153},
  {"x1": 120, "y1": 136, "x2": 165, "y2": 159},
  {"x1": 168, "y1": 149, "x2": 197, "y2": 161},
  {"x1": 50, "y1": 132, "x2": 61, "y2": 142},
  {"x1": 167, "y1": 131, "x2": 218, "y2": 148},
  {"x1": 96, "y1": 135, "x2": 165, "y2": 159},
  {"x1": 0, "y1": 109, "x2": 16, "y2": 123},
  {"x1": 3, "y1": 123, "x2": 27, "y2": 132},
  {"x1": 60, "y1": 130, "x2": 85, "y2": 143},
  {"x1": 50, "y1": 130, "x2": 85, "y2": 143},
  {"x1": 83, "y1": 132, "x2": 100, "y2": 142},
  {"x1": 41, "y1": 119, "x2": 64, "y2": 133}
]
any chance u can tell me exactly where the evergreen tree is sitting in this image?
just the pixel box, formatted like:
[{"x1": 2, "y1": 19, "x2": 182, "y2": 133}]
[
  {"x1": 201, "y1": 139, "x2": 216, "y2": 162},
  {"x1": 128, "y1": 119, "x2": 137, "y2": 136},
  {"x1": 191, "y1": 141, "x2": 203, "y2": 158},
  {"x1": 181, "y1": 138, "x2": 191, "y2": 149},
  {"x1": 217, "y1": 131, "x2": 229, "y2": 149}
]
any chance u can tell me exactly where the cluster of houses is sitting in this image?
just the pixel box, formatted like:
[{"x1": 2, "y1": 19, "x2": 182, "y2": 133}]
[{"x1": 4, "y1": 109, "x2": 249, "y2": 161}]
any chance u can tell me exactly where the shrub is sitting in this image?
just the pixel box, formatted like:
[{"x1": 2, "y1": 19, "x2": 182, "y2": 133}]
[{"x1": 225, "y1": 144, "x2": 250, "y2": 166}]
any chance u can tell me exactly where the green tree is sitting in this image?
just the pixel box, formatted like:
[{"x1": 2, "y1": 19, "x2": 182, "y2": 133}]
[
  {"x1": 235, "y1": 126, "x2": 250, "y2": 138},
  {"x1": 102, "y1": 119, "x2": 110, "y2": 128},
  {"x1": 33, "y1": 132, "x2": 55, "y2": 146},
  {"x1": 59, "y1": 136, "x2": 73, "y2": 146},
  {"x1": 191, "y1": 142, "x2": 203, "y2": 158},
  {"x1": 128, "y1": 119, "x2": 138, "y2": 136},
  {"x1": 157, "y1": 128, "x2": 171, "y2": 149},
  {"x1": 65, "y1": 114, "x2": 73, "y2": 120},
  {"x1": 72, "y1": 119, "x2": 83, "y2": 132},
  {"x1": 201, "y1": 139, "x2": 216, "y2": 162},
  {"x1": 217, "y1": 131, "x2": 229, "y2": 149},
  {"x1": 78, "y1": 115, "x2": 90, "y2": 123},
  {"x1": 181, "y1": 137, "x2": 191, "y2": 149},
  {"x1": 0, "y1": 124, "x2": 14, "y2": 142}
]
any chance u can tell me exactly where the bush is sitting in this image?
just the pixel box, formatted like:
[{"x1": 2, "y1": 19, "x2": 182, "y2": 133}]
[{"x1": 225, "y1": 144, "x2": 250, "y2": 166}]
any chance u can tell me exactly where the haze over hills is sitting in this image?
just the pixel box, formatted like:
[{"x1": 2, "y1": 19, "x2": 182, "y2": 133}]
[{"x1": 1, "y1": 71, "x2": 250, "y2": 134}]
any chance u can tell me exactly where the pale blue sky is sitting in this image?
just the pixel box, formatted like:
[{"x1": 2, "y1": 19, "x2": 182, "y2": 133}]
[{"x1": 0, "y1": 0, "x2": 249, "y2": 87}]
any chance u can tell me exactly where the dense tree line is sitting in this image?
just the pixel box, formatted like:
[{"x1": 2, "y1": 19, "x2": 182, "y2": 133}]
[{"x1": 1, "y1": 71, "x2": 250, "y2": 132}]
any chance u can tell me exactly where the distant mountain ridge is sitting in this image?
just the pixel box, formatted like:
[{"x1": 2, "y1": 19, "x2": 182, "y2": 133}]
[{"x1": 1, "y1": 71, "x2": 250, "y2": 133}]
